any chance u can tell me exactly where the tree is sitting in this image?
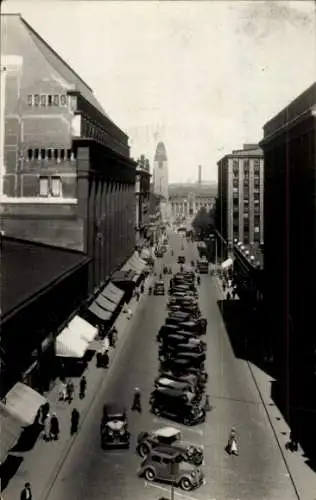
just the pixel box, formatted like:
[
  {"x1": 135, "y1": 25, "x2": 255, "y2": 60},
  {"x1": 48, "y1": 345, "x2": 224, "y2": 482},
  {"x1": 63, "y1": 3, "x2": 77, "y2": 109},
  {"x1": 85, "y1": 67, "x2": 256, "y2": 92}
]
[{"x1": 192, "y1": 207, "x2": 213, "y2": 237}]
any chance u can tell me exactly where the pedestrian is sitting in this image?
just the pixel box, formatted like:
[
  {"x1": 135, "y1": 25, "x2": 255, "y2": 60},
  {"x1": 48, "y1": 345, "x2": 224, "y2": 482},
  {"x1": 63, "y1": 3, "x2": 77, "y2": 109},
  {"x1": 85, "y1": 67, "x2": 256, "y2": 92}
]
[
  {"x1": 20, "y1": 482, "x2": 32, "y2": 500},
  {"x1": 59, "y1": 379, "x2": 67, "y2": 401},
  {"x1": 205, "y1": 394, "x2": 211, "y2": 412},
  {"x1": 223, "y1": 281, "x2": 226, "y2": 292},
  {"x1": 79, "y1": 375, "x2": 87, "y2": 399},
  {"x1": 140, "y1": 283, "x2": 144, "y2": 294},
  {"x1": 49, "y1": 412, "x2": 60, "y2": 440},
  {"x1": 66, "y1": 379, "x2": 74, "y2": 403},
  {"x1": 226, "y1": 291, "x2": 231, "y2": 300},
  {"x1": 70, "y1": 408, "x2": 80, "y2": 435},
  {"x1": 43, "y1": 413, "x2": 51, "y2": 441},
  {"x1": 136, "y1": 290, "x2": 140, "y2": 301},
  {"x1": 131, "y1": 387, "x2": 142, "y2": 412}
]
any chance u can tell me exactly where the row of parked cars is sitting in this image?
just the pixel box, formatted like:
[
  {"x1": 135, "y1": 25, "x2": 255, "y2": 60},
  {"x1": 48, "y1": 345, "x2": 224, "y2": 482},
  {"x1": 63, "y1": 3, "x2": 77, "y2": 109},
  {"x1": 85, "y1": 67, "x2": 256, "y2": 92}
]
[{"x1": 135, "y1": 267, "x2": 208, "y2": 490}]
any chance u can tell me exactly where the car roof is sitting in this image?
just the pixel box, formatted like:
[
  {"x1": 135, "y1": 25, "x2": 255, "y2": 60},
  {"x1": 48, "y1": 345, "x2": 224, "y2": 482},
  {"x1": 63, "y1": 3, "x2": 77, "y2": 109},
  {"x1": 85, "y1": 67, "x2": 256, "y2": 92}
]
[
  {"x1": 157, "y1": 377, "x2": 190, "y2": 390},
  {"x1": 154, "y1": 426, "x2": 181, "y2": 438},
  {"x1": 154, "y1": 386, "x2": 188, "y2": 397}
]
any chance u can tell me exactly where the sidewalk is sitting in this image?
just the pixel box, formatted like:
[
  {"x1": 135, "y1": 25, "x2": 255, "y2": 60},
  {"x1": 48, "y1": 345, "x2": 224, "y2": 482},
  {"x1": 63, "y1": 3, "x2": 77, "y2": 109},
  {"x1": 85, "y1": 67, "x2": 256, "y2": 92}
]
[
  {"x1": 2, "y1": 276, "x2": 153, "y2": 500},
  {"x1": 213, "y1": 273, "x2": 316, "y2": 500}
]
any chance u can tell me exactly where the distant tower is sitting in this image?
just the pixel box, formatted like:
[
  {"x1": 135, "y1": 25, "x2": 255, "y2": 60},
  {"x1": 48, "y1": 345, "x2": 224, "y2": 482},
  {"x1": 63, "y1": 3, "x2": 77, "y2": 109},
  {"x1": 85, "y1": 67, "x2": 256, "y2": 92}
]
[
  {"x1": 198, "y1": 165, "x2": 202, "y2": 185},
  {"x1": 153, "y1": 142, "x2": 168, "y2": 200}
]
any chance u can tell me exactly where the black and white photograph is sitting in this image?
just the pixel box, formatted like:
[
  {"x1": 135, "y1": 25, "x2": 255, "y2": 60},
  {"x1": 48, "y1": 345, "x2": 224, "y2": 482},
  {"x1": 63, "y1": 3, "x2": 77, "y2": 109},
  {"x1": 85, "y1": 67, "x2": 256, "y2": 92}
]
[{"x1": 0, "y1": 1, "x2": 315, "y2": 499}]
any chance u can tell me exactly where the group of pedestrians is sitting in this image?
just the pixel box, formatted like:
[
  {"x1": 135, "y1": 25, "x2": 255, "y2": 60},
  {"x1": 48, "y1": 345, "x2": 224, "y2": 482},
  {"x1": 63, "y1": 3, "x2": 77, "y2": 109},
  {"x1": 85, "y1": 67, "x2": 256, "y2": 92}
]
[{"x1": 41, "y1": 376, "x2": 87, "y2": 442}]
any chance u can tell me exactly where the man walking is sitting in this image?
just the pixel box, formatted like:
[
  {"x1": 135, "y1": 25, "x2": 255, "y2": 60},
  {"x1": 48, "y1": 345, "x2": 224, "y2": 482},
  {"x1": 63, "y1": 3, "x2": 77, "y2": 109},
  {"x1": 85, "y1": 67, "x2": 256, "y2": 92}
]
[
  {"x1": 49, "y1": 413, "x2": 60, "y2": 440},
  {"x1": 20, "y1": 482, "x2": 32, "y2": 500},
  {"x1": 79, "y1": 375, "x2": 87, "y2": 399},
  {"x1": 70, "y1": 408, "x2": 80, "y2": 435}
]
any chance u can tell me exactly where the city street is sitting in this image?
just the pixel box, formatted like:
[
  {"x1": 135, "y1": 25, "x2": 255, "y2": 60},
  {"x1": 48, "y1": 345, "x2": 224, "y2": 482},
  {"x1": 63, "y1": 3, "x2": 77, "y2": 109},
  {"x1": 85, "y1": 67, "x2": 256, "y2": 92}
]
[{"x1": 43, "y1": 232, "x2": 297, "y2": 500}]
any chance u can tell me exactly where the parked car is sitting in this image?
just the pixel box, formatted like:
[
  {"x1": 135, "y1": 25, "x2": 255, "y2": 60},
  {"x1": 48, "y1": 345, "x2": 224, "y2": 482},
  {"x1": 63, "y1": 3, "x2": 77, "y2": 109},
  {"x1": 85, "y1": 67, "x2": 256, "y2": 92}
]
[
  {"x1": 138, "y1": 448, "x2": 204, "y2": 490},
  {"x1": 153, "y1": 376, "x2": 198, "y2": 398},
  {"x1": 136, "y1": 426, "x2": 204, "y2": 465},
  {"x1": 160, "y1": 335, "x2": 206, "y2": 354},
  {"x1": 168, "y1": 351, "x2": 206, "y2": 367},
  {"x1": 100, "y1": 404, "x2": 130, "y2": 449},
  {"x1": 154, "y1": 280, "x2": 165, "y2": 295},
  {"x1": 179, "y1": 319, "x2": 207, "y2": 335},
  {"x1": 159, "y1": 358, "x2": 208, "y2": 383},
  {"x1": 158, "y1": 371, "x2": 206, "y2": 392},
  {"x1": 150, "y1": 387, "x2": 206, "y2": 425},
  {"x1": 177, "y1": 255, "x2": 186, "y2": 264}
]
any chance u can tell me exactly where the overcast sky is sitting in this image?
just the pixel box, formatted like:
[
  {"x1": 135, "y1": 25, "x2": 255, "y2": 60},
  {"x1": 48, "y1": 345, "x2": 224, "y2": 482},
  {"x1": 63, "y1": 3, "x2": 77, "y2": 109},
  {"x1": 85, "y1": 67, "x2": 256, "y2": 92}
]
[{"x1": 2, "y1": 0, "x2": 316, "y2": 182}]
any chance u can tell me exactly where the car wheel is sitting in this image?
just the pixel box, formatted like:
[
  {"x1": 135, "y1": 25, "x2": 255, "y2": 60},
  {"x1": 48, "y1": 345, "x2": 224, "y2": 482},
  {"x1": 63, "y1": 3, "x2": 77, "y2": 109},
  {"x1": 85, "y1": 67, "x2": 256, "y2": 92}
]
[
  {"x1": 139, "y1": 442, "x2": 151, "y2": 457},
  {"x1": 193, "y1": 455, "x2": 202, "y2": 466},
  {"x1": 144, "y1": 468, "x2": 156, "y2": 482},
  {"x1": 180, "y1": 477, "x2": 193, "y2": 491}
]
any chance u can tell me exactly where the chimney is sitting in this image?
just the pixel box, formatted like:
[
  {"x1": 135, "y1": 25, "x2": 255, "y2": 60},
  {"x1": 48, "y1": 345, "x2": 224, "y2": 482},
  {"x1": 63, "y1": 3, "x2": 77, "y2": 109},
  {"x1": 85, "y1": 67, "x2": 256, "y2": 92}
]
[{"x1": 198, "y1": 165, "x2": 202, "y2": 184}]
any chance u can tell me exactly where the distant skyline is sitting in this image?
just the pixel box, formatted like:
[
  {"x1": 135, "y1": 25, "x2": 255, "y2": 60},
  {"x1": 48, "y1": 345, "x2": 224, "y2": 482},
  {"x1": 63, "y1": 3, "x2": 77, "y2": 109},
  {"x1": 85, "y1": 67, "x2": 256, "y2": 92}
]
[{"x1": 2, "y1": 0, "x2": 316, "y2": 181}]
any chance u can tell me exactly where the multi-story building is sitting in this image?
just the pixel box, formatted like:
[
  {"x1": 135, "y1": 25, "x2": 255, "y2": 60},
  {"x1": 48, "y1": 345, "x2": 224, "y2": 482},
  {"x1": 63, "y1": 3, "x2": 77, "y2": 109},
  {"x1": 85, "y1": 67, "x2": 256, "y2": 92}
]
[
  {"x1": 217, "y1": 144, "x2": 264, "y2": 246},
  {"x1": 135, "y1": 154, "x2": 151, "y2": 244},
  {"x1": 260, "y1": 83, "x2": 316, "y2": 452},
  {"x1": 0, "y1": 14, "x2": 136, "y2": 292},
  {"x1": 169, "y1": 183, "x2": 216, "y2": 221}
]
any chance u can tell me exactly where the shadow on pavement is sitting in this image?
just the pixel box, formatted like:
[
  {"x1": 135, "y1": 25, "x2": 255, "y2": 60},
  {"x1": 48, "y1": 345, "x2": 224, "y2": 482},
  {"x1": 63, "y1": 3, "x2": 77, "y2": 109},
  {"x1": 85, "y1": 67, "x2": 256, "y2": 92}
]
[
  {"x1": 217, "y1": 298, "x2": 316, "y2": 466},
  {"x1": 11, "y1": 423, "x2": 43, "y2": 452},
  {"x1": 217, "y1": 299, "x2": 276, "y2": 378},
  {"x1": 0, "y1": 454, "x2": 23, "y2": 491}
]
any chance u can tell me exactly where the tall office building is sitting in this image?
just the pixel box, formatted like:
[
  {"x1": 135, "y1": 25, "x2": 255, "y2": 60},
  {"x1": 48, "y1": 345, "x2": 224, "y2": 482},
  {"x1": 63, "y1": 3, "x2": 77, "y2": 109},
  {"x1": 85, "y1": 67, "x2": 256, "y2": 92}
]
[
  {"x1": 260, "y1": 83, "x2": 316, "y2": 450},
  {"x1": 153, "y1": 142, "x2": 168, "y2": 200},
  {"x1": 217, "y1": 144, "x2": 264, "y2": 245}
]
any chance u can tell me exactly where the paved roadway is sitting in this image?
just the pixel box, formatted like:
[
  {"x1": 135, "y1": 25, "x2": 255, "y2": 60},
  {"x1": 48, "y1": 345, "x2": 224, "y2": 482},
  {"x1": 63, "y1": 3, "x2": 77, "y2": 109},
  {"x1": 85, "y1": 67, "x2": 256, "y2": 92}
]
[{"x1": 44, "y1": 232, "x2": 297, "y2": 500}]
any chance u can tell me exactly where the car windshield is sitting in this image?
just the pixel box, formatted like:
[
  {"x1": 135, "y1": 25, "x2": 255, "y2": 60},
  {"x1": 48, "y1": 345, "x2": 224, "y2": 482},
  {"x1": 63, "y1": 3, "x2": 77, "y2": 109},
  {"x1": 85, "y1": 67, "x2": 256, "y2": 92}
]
[{"x1": 107, "y1": 414, "x2": 124, "y2": 421}]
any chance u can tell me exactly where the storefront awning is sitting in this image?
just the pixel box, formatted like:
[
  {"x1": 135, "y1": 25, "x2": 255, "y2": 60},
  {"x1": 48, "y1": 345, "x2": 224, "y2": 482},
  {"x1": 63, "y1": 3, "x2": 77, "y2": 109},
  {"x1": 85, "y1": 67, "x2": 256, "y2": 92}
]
[
  {"x1": 221, "y1": 258, "x2": 234, "y2": 269},
  {"x1": 88, "y1": 302, "x2": 112, "y2": 322},
  {"x1": 121, "y1": 252, "x2": 146, "y2": 275},
  {"x1": 67, "y1": 315, "x2": 98, "y2": 343},
  {"x1": 56, "y1": 328, "x2": 89, "y2": 358},
  {"x1": 3, "y1": 383, "x2": 47, "y2": 427},
  {"x1": 102, "y1": 281, "x2": 124, "y2": 305},
  {"x1": 97, "y1": 293, "x2": 116, "y2": 312},
  {"x1": 0, "y1": 404, "x2": 23, "y2": 463}
]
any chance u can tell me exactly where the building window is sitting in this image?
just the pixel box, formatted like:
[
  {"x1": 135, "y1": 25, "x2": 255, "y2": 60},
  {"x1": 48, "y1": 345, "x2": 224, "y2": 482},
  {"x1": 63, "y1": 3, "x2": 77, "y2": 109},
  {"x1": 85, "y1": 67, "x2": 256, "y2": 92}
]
[
  {"x1": 48, "y1": 95, "x2": 53, "y2": 106},
  {"x1": 254, "y1": 192, "x2": 260, "y2": 201},
  {"x1": 243, "y1": 159, "x2": 249, "y2": 171},
  {"x1": 233, "y1": 187, "x2": 238, "y2": 193},
  {"x1": 233, "y1": 178, "x2": 238, "y2": 187},
  {"x1": 39, "y1": 177, "x2": 49, "y2": 196},
  {"x1": 51, "y1": 177, "x2": 62, "y2": 197},
  {"x1": 27, "y1": 149, "x2": 33, "y2": 160},
  {"x1": 41, "y1": 149, "x2": 46, "y2": 160},
  {"x1": 254, "y1": 216, "x2": 260, "y2": 226},
  {"x1": 40, "y1": 95, "x2": 46, "y2": 107},
  {"x1": 254, "y1": 159, "x2": 260, "y2": 169},
  {"x1": 244, "y1": 205, "x2": 249, "y2": 212},
  {"x1": 27, "y1": 95, "x2": 33, "y2": 106},
  {"x1": 233, "y1": 159, "x2": 239, "y2": 169},
  {"x1": 53, "y1": 95, "x2": 59, "y2": 106},
  {"x1": 34, "y1": 94, "x2": 40, "y2": 107},
  {"x1": 244, "y1": 180, "x2": 249, "y2": 187},
  {"x1": 254, "y1": 226, "x2": 260, "y2": 233},
  {"x1": 254, "y1": 231, "x2": 260, "y2": 242},
  {"x1": 244, "y1": 213, "x2": 249, "y2": 219},
  {"x1": 233, "y1": 197, "x2": 238, "y2": 206},
  {"x1": 60, "y1": 95, "x2": 67, "y2": 106}
]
